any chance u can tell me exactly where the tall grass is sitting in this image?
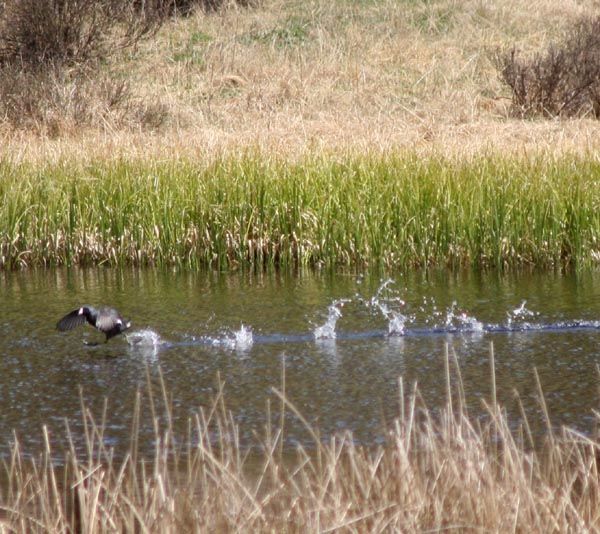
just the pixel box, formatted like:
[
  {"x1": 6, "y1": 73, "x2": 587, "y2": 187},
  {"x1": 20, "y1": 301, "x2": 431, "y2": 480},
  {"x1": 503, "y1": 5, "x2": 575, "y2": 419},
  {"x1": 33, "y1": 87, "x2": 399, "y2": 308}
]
[
  {"x1": 2, "y1": 347, "x2": 600, "y2": 532},
  {"x1": 1, "y1": 154, "x2": 600, "y2": 270}
]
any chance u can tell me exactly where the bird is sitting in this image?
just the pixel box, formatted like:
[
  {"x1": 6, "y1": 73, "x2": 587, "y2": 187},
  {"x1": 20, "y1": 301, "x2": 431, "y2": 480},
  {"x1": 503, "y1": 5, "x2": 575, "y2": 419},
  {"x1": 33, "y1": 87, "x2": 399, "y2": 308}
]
[{"x1": 56, "y1": 306, "x2": 132, "y2": 342}]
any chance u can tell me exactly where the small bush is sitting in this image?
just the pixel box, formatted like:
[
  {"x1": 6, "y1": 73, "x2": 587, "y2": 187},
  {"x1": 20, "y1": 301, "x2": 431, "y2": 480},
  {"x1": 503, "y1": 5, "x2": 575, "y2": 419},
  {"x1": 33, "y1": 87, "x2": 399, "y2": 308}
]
[
  {"x1": 0, "y1": 0, "x2": 168, "y2": 133},
  {"x1": 496, "y1": 17, "x2": 600, "y2": 118},
  {"x1": 0, "y1": 0, "x2": 166, "y2": 69}
]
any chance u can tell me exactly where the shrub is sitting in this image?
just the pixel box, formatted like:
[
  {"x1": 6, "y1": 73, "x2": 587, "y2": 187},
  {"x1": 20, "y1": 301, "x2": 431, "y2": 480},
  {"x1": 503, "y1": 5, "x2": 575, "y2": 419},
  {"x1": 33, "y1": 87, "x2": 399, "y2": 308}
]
[
  {"x1": 0, "y1": 0, "x2": 166, "y2": 69},
  {"x1": 496, "y1": 17, "x2": 600, "y2": 118},
  {"x1": 0, "y1": 0, "x2": 168, "y2": 133}
]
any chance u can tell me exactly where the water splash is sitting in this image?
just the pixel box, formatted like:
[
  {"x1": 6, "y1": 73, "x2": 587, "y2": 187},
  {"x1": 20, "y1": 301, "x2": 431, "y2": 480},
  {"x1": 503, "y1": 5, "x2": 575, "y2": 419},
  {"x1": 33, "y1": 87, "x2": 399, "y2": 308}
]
[
  {"x1": 513, "y1": 300, "x2": 535, "y2": 317},
  {"x1": 126, "y1": 329, "x2": 163, "y2": 359},
  {"x1": 127, "y1": 285, "x2": 597, "y2": 350},
  {"x1": 203, "y1": 324, "x2": 254, "y2": 351},
  {"x1": 506, "y1": 300, "x2": 538, "y2": 329},
  {"x1": 314, "y1": 299, "x2": 349, "y2": 340},
  {"x1": 387, "y1": 313, "x2": 407, "y2": 336},
  {"x1": 444, "y1": 301, "x2": 483, "y2": 333},
  {"x1": 367, "y1": 279, "x2": 407, "y2": 336},
  {"x1": 126, "y1": 329, "x2": 163, "y2": 348},
  {"x1": 233, "y1": 324, "x2": 254, "y2": 351}
]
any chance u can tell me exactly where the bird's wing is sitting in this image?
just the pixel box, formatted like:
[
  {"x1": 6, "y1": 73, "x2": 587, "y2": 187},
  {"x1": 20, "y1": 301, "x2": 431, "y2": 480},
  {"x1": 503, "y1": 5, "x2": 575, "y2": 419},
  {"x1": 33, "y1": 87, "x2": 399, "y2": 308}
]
[
  {"x1": 96, "y1": 310, "x2": 121, "y2": 332},
  {"x1": 56, "y1": 308, "x2": 88, "y2": 331}
]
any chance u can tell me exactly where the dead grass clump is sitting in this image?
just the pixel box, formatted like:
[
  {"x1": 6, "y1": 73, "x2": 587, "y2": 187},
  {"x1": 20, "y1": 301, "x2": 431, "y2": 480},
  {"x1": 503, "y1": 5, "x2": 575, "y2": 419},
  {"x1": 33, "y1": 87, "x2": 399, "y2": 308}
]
[
  {"x1": 0, "y1": 0, "x2": 167, "y2": 134},
  {"x1": 0, "y1": 66, "x2": 169, "y2": 136},
  {"x1": 0, "y1": 67, "x2": 119, "y2": 135},
  {"x1": 2, "y1": 349, "x2": 600, "y2": 531},
  {"x1": 496, "y1": 16, "x2": 600, "y2": 118}
]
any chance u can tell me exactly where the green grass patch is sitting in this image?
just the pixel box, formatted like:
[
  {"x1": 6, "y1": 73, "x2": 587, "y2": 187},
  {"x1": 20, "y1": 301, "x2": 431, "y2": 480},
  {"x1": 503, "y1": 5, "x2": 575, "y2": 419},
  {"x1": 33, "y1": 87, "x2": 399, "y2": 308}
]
[
  {"x1": 240, "y1": 16, "x2": 311, "y2": 48},
  {"x1": 170, "y1": 30, "x2": 213, "y2": 66},
  {"x1": 1, "y1": 154, "x2": 600, "y2": 270},
  {"x1": 408, "y1": 1, "x2": 457, "y2": 35}
]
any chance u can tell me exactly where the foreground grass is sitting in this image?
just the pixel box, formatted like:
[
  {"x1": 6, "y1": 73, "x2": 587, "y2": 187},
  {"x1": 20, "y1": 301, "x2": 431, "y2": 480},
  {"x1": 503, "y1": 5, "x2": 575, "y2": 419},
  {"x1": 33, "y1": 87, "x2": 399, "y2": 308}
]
[
  {"x1": 1, "y1": 154, "x2": 600, "y2": 270},
  {"x1": 2, "y1": 352, "x2": 600, "y2": 532}
]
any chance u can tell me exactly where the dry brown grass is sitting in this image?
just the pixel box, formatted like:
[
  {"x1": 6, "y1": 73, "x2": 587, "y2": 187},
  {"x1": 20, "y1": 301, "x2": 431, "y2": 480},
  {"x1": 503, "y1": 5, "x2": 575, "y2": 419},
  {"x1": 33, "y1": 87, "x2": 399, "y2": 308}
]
[
  {"x1": 2, "y1": 348, "x2": 600, "y2": 532},
  {"x1": 2, "y1": 0, "x2": 600, "y2": 163}
]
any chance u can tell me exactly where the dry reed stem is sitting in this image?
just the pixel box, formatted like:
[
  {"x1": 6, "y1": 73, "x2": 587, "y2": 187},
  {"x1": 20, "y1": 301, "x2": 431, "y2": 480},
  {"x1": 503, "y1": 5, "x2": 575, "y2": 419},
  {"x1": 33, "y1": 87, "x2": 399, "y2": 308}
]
[{"x1": 2, "y1": 346, "x2": 600, "y2": 531}]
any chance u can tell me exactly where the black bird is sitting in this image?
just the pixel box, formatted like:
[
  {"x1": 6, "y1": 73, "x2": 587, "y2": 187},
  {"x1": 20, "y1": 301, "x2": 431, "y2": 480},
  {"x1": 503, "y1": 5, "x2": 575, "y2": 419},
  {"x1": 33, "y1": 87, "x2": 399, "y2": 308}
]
[{"x1": 57, "y1": 306, "x2": 132, "y2": 342}]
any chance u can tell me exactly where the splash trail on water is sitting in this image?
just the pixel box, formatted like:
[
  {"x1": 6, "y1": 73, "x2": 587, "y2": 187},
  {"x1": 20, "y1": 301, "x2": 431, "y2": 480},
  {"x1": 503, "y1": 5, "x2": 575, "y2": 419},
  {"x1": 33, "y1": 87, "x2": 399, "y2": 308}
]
[{"x1": 124, "y1": 280, "x2": 600, "y2": 355}]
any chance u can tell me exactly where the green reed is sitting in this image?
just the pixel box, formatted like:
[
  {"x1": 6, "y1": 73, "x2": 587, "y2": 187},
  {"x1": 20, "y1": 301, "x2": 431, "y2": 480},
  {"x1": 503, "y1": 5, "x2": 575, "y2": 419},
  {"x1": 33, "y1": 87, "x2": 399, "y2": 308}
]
[{"x1": 1, "y1": 154, "x2": 600, "y2": 270}]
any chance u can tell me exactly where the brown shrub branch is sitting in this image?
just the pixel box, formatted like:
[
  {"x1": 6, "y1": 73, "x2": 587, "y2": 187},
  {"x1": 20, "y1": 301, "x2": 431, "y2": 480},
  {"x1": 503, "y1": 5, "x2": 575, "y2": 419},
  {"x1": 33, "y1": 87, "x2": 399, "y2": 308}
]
[{"x1": 495, "y1": 17, "x2": 600, "y2": 118}]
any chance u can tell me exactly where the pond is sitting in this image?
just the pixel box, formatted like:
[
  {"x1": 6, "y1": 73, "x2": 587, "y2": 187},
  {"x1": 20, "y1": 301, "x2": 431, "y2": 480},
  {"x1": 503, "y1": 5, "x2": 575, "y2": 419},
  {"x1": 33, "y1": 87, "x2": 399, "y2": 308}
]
[{"x1": 1, "y1": 267, "x2": 600, "y2": 460}]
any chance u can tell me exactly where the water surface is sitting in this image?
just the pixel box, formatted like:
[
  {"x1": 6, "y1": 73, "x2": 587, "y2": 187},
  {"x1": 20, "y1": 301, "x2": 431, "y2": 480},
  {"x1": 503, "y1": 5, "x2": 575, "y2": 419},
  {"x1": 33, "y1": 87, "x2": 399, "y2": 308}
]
[{"x1": 2, "y1": 268, "x2": 600, "y2": 459}]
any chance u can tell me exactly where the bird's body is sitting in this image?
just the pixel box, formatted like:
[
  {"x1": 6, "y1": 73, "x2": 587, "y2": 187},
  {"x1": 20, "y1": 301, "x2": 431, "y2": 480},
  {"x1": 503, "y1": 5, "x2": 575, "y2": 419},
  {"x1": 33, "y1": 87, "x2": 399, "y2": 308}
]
[{"x1": 57, "y1": 306, "x2": 131, "y2": 342}]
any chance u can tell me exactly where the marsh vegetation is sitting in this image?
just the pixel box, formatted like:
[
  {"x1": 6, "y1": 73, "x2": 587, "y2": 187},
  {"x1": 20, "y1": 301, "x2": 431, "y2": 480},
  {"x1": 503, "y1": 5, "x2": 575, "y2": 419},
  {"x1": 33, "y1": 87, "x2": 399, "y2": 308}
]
[
  {"x1": 2, "y1": 155, "x2": 600, "y2": 270},
  {"x1": 2, "y1": 2, "x2": 600, "y2": 532},
  {"x1": 3, "y1": 354, "x2": 600, "y2": 532}
]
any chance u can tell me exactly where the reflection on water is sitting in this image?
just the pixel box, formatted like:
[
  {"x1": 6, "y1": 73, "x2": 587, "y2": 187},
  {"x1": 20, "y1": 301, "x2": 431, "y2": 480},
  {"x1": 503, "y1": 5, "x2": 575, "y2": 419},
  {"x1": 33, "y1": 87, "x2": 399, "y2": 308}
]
[{"x1": 1, "y1": 267, "x2": 600, "y2": 459}]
